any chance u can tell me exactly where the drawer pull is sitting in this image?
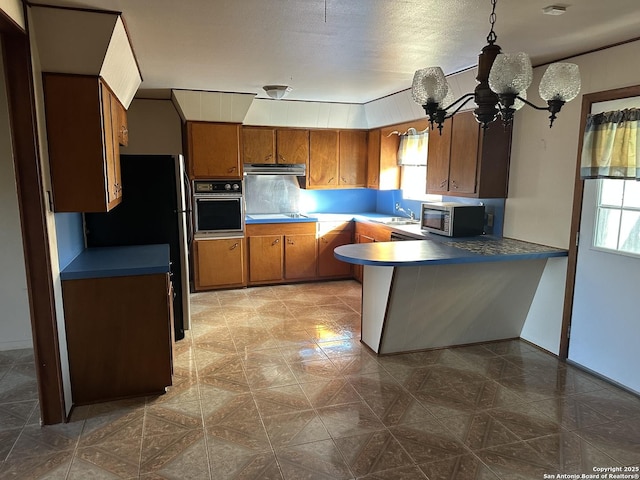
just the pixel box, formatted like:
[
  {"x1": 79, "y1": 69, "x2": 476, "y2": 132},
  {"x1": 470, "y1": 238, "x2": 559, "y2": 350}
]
[
  {"x1": 272, "y1": 239, "x2": 280, "y2": 246},
  {"x1": 230, "y1": 243, "x2": 238, "y2": 250}
]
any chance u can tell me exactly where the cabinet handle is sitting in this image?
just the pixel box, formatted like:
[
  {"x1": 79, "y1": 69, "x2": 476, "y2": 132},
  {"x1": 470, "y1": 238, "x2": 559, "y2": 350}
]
[
  {"x1": 321, "y1": 237, "x2": 328, "y2": 243},
  {"x1": 451, "y1": 180, "x2": 458, "y2": 189},
  {"x1": 278, "y1": 154, "x2": 285, "y2": 162},
  {"x1": 228, "y1": 166, "x2": 237, "y2": 173},
  {"x1": 328, "y1": 177, "x2": 334, "y2": 184},
  {"x1": 440, "y1": 179, "x2": 447, "y2": 188},
  {"x1": 341, "y1": 177, "x2": 348, "y2": 183},
  {"x1": 272, "y1": 239, "x2": 280, "y2": 246},
  {"x1": 287, "y1": 238, "x2": 294, "y2": 245},
  {"x1": 265, "y1": 154, "x2": 272, "y2": 161},
  {"x1": 230, "y1": 243, "x2": 238, "y2": 250}
]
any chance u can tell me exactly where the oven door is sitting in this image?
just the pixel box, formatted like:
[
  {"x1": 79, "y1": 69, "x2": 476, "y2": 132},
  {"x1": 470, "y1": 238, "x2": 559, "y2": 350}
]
[{"x1": 194, "y1": 196, "x2": 244, "y2": 237}]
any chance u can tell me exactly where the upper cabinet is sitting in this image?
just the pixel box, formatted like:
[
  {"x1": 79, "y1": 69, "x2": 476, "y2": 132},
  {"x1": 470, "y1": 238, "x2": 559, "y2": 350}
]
[
  {"x1": 367, "y1": 126, "x2": 403, "y2": 190},
  {"x1": 186, "y1": 121, "x2": 242, "y2": 179},
  {"x1": 338, "y1": 130, "x2": 367, "y2": 187},
  {"x1": 277, "y1": 129, "x2": 309, "y2": 165},
  {"x1": 426, "y1": 110, "x2": 512, "y2": 198},
  {"x1": 242, "y1": 127, "x2": 310, "y2": 165},
  {"x1": 308, "y1": 130, "x2": 339, "y2": 188},
  {"x1": 43, "y1": 74, "x2": 124, "y2": 212},
  {"x1": 308, "y1": 129, "x2": 367, "y2": 189},
  {"x1": 242, "y1": 127, "x2": 276, "y2": 163}
]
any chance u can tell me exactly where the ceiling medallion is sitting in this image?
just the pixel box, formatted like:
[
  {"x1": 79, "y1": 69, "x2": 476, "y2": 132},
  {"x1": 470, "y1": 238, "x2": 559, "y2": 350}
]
[{"x1": 411, "y1": 0, "x2": 581, "y2": 133}]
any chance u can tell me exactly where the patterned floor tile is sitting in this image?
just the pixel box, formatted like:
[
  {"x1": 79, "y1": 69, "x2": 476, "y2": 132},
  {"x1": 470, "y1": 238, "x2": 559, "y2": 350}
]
[
  {"x1": 317, "y1": 401, "x2": 385, "y2": 439},
  {"x1": 418, "y1": 454, "x2": 500, "y2": 480},
  {"x1": 275, "y1": 438, "x2": 352, "y2": 480},
  {"x1": 262, "y1": 410, "x2": 331, "y2": 447},
  {"x1": 7, "y1": 280, "x2": 640, "y2": 479},
  {"x1": 388, "y1": 419, "x2": 468, "y2": 464},
  {"x1": 334, "y1": 430, "x2": 413, "y2": 476}
]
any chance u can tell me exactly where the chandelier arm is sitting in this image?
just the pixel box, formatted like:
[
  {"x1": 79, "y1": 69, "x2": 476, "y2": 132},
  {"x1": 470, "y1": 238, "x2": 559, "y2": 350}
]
[
  {"x1": 441, "y1": 93, "x2": 475, "y2": 114},
  {"x1": 514, "y1": 95, "x2": 550, "y2": 111}
]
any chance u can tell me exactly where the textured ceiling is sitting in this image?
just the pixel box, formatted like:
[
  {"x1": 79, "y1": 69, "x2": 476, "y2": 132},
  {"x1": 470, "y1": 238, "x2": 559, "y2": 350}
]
[{"x1": 31, "y1": 0, "x2": 640, "y2": 103}]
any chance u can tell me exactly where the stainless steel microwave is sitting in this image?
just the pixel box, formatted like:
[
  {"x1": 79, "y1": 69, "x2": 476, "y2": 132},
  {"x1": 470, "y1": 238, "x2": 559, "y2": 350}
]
[{"x1": 421, "y1": 202, "x2": 485, "y2": 237}]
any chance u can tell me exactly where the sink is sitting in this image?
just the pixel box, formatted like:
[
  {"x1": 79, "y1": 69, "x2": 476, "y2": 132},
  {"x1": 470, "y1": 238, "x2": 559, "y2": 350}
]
[{"x1": 374, "y1": 217, "x2": 420, "y2": 226}]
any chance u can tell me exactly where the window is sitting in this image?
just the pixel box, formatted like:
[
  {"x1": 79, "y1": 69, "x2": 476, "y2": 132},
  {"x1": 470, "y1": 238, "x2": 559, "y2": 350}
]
[
  {"x1": 594, "y1": 179, "x2": 640, "y2": 256},
  {"x1": 400, "y1": 164, "x2": 427, "y2": 199}
]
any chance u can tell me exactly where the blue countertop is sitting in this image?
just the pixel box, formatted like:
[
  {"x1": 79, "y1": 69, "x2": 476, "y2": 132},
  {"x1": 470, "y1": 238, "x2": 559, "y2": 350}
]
[
  {"x1": 245, "y1": 212, "x2": 420, "y2": 227},
  {"x1": 60, "y1": 244, "x2": 171, "y2": 280},
  {"x1": 334, "y1": 237, "x2": 567, "y2": 267}
]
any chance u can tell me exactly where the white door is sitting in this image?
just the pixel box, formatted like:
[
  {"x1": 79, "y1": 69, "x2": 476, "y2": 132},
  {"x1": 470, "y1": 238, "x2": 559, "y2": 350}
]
[{"x1": 569, "y1": 97, "x2": 640, "y2": 393}]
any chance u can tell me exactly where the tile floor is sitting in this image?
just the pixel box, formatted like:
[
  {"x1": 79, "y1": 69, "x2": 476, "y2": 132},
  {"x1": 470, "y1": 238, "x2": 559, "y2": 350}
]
[{"x1": 1, "y1": 280, "x2": 640, "y2": 479}]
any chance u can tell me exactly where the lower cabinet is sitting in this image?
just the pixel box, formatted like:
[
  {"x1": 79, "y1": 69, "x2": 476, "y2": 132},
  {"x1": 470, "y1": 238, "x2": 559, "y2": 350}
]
[
  {"x1": 194, "y1": 238, "x2": 246, "y2": 290},
  {"x1": 354, "y1": 222, "x2": 392, "y2": 283},
  {"x1": 317, "y1": 221, "x2": 354, "y2": 278},
  {"x1": 247, "y1": 223, "x2": 318, "y2": 285},
  {"x1": 62, "y1": 273, "x2": 173, "y2": 405}
]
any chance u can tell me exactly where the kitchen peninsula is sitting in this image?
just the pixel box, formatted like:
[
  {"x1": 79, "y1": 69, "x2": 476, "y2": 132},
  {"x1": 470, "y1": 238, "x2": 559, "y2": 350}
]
[{"x1": 334, "y1": 237, "x2": 567, "y2": 354}]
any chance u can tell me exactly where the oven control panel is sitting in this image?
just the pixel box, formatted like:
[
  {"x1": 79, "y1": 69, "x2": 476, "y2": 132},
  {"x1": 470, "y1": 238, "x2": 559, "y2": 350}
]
[{"x1": 194, "y1": 180, "x2": 242, "y2": 195}]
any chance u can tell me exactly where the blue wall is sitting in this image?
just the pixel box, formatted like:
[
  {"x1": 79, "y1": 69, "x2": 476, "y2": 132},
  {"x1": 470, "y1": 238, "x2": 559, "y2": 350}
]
[
  {"x1": 54, "y1": 213, "x2": 84, "y2": 270},
  {"x1": 300, "y1": 187, "x2": 505, "y2": 237}
]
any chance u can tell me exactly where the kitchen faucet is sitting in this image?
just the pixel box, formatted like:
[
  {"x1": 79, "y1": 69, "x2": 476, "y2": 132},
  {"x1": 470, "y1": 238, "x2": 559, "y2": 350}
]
[{"x1": 395, "y1": 203, "x2": 415, "y2": 220}]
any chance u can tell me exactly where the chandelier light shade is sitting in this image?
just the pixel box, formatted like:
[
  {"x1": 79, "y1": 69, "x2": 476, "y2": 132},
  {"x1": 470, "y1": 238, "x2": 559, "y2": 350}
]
[
  {"x1": 411, "y1": 0, "x2": 581, "y2": 132},
  {"x1": 538, "y1": 63, "x2": 581, "y2": 102},
  {"x1": 488, "y1": 53, "x2": 533, "y2": 95}
]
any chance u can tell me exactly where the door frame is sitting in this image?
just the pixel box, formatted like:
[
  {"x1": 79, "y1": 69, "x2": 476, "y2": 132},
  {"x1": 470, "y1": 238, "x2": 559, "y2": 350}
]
[
  {"x1": 1, "y1": 9, "x2": 67, "y2": 423},
  {"x1": 559, "y1": 84, "x2": 640, "y2": 360}
]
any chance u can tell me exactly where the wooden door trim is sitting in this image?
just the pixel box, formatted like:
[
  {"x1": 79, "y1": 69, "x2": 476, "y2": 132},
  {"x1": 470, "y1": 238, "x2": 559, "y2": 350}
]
[
  {"x1": 559, "y1": 84, "x2": 640, "y2": 360},
  {"x1": 1, "y1": 19, "x2": 66, "y2": 423}
]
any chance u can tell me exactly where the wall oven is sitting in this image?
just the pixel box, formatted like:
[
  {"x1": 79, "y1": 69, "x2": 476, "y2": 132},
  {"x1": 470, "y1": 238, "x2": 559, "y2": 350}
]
[{"x1": 193, "y1": 180, "x2": 244, "y2": 237}]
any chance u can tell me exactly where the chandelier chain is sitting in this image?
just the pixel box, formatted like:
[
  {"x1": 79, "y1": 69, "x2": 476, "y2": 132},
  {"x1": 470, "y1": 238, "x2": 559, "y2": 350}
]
[{"x1": 486, "y1": 0, "x2": 497, "y2": 44}]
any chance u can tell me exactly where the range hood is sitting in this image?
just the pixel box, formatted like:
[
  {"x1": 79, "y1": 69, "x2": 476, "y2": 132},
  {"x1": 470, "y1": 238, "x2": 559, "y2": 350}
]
[{"x1": 244, "y1": 163, "x2": 306, "y2": 176}]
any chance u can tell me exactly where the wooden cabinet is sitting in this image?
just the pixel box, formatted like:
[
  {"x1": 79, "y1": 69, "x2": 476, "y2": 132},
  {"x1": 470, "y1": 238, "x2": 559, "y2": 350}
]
[
  {"x1": 43, "y1": 73, "x2": 126, "y2": 212},
  {"x1": 284, "y1": 234, "x2": 317, "y2": 280},
  {"x1": 243, "y1": 127, "x2": 276, "y2": 164},
  {"x1": 354, "y1": 222, "x2": 392, "y2": 282},
  {"x1": 339, "y1": 130, "x2": 367, "y2": 187},
  {"x1": 426, "y1": 110, "x2": 512, "y2": 198},
  {"x1": 317, "y1": 221, "x2": 354, "y2": 278},
  {"x1": 114, "y1": 97, "x2": 128, "y2": 146},
  {"x1": 242, "y1": 127, "x2": 310, "y2": 166},
  {"x1": 187, "y1": 121, "x2": 242, "y2": 179},
  {"x1": 308, "y1": 129, "x2": 368, "y2": 189},
  {"x1": 308, "y1": 130, "x2": 339, "y2": 188},
  {"x1": 249, "y1": 234, "x2": 283, "y2": 283},
  {"x1": 277, "y1": 129, "x2": 309, "y2": 164},
  {"x1": 247, "y1": 223, "x2": 317, "y2": 285},
  {"x1": 367, "y1": 127, "x2": 401, "y2": 190},
  {"x1": 62, "y1": 273, "x2": 173, "y2": 405},
  {"x1": 194, "y1": 238, "x2": 246, "y2": 290}
]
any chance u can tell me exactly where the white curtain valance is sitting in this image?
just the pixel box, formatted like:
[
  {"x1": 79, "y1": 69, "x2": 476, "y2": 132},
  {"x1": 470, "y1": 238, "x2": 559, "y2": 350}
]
[
  {"x1": 397, "y1": 128, "x2": 428, "y2": 166},
  {"x1": 580, "y1": 108, "x2": 640, "y2": 180}
]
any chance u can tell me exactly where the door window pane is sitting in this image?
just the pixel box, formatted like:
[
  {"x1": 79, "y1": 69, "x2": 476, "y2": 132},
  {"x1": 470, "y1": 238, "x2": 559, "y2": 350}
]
[{"x1": 594, "y1": 179, "x2": 640, "y2": 256}]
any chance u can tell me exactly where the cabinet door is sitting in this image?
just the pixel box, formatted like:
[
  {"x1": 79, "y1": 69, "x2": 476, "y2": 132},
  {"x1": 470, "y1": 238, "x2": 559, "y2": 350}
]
[
  {"x1": 425, "y1": 118, "x2": 452, "y2": 194},
  {"x1": 339, "y1": 130, "x2": 367, "y2": 186},
  {"x1": 249, "y1": 235, "x2": 283, "y2": 283},
  {"x1": 187, "y1": 122, "x2": 241, "y2": 179},
  {"x1": 318, "y1": 231, "x2": 352, "y2": 277},
  {"x1": 195, "y1": 238, "x2": 245, "y2": 289},
  {"x1": 243, "y1": 127, "x2": 276, "y2": 164},
  {"x1": 309, "y1": 130, "x2": 339, "y2": 188},
  {"x1": 449, "y1": 111, "x2": 480, "y2": 195},
  {"x1": 366, "y1": 129, "x2": 381, "y2": 188},
  {"x1": 284, "y1": 234, "x2": 317, "y2": 280},
  {"x1": 277, "y1": 129, "x2": 309, "y2": 164},
  {"x1": 101, "y1": 82, "x2": 121, "y2": 208},
  {"x1": 354, "y1": 233, "x2": 375, "y2": 282}
]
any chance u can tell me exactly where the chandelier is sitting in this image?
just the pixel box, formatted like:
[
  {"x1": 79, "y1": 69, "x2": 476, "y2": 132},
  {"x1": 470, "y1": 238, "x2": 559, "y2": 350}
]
[{"x1": 411, "y1": 0, "x2": 581, "y2": 133}]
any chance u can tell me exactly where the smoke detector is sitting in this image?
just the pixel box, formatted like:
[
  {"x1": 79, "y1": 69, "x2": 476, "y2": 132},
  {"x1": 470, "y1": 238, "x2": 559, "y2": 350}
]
[
  {"x1": 263, "y1": 85, "x2": 292, "y2": 100},
  {"x1": 542, "y1": 5, "x2": 566, "y2": 15}
]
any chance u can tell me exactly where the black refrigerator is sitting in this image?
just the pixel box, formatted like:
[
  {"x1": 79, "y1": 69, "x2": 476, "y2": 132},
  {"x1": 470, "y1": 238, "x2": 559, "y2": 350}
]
[{"x1": 85, "y1": 154, "x2": 191, "y2": 341}]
